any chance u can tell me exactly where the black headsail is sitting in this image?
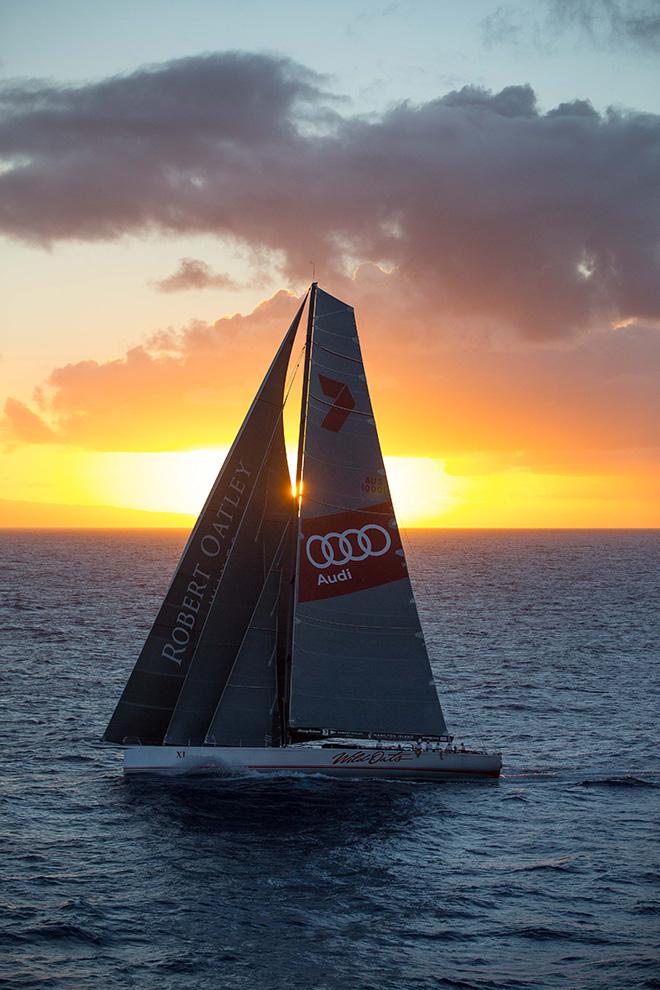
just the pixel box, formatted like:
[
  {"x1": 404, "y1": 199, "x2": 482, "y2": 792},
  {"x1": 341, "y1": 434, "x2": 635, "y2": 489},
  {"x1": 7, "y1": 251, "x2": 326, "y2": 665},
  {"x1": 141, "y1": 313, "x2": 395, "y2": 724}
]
[
  {"x1": 103, "y1": 295, "x2": 306, "y2": 745},
  {"x1": 164, "y1": 399, "x2": 295, "y2": 746},
  {"x1": 198, "y1": 286, "x2": 318, "y2": 747}
]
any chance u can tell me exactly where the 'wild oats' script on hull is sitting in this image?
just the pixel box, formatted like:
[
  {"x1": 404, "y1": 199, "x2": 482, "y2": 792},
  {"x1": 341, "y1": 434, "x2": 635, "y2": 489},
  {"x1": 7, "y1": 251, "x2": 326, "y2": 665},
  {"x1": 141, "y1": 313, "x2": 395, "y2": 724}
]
[{"x1": 331, "y1": 749, "x2": 415, "y2": 766}]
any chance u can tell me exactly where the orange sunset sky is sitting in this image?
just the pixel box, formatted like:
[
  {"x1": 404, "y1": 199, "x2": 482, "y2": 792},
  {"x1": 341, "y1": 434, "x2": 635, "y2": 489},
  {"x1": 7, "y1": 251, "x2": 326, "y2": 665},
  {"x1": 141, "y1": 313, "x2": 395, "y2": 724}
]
[{"x1": 1, "y1": 2, "x2": 659, "y2": 528}]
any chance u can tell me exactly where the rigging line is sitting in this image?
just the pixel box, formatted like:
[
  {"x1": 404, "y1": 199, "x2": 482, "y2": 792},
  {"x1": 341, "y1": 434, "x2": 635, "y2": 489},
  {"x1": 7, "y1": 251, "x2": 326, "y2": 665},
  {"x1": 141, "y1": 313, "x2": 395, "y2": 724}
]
[
  {"x1": 269, "y1": 566, "x2": 282, "y2": 619},
  {"x1": 285, "y1": 341, "x2": 306, "y2": 391},
  {"x1": 253, "y1": 465, "x2": 272, "y2": 548},
  {"x1": 204, "y1": 521, "x2": 292, "y2": 744},
  {"x1": 226, "y1": 683, "x2": 271, "y2": 691}
]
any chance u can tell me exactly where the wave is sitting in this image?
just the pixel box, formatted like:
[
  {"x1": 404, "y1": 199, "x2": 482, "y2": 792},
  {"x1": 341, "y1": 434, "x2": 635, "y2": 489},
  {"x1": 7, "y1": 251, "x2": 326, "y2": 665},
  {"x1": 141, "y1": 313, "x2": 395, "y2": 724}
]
[
  {"x1": 516, "y1": 924, "x2": 608, "y2": 944},
  {"x1": 578, "y1": 776, "x2": 658, "y2": 789},
  {"x1": 1, "y1": 923, "x2": 104, "y2": 946},
  {"x1": 508, "y1": 854, "x2": 582, "y2": 872},
  {"x1": 630, "y1": 901, "x2": 660, "y2": 915}
]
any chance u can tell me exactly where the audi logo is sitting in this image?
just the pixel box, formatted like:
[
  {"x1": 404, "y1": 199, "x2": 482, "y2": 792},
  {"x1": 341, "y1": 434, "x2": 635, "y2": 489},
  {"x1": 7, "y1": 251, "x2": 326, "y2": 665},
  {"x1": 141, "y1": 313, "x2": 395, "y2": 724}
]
[{"x1": 305, "y1": 524, "x2": 392, "y2": 569}]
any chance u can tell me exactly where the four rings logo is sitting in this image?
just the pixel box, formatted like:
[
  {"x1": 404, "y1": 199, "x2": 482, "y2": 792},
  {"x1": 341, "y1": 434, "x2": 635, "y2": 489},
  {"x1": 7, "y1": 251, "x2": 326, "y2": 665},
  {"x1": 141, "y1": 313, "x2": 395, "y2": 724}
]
[{"x1": 306, "y1": 524, "x2": 392, "y2": 570}]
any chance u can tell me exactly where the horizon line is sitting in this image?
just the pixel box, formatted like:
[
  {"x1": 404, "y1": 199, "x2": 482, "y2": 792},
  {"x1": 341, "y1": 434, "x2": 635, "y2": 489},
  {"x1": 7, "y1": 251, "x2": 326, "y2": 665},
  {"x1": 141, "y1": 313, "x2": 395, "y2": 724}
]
[{"x1": 1, "y1": 525, "x2": 657, "y2": 532}]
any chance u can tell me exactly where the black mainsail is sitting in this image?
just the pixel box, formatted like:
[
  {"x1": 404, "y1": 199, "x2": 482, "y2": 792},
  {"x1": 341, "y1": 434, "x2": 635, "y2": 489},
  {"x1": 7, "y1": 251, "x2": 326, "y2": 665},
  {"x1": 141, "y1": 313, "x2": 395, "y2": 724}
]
[
  {"x1": 287, "y1": 288, "x2": 447, "y2": 740},
  {"x1": 103, "y1": 296, "x2": 306, "y2": 745}
]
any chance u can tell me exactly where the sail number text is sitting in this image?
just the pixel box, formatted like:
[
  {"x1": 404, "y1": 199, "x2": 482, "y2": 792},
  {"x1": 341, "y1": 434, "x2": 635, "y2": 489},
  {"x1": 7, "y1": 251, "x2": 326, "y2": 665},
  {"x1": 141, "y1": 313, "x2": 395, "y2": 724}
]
[{"x1": 361, "y1": 475, "x2": 387, "y2": 495}]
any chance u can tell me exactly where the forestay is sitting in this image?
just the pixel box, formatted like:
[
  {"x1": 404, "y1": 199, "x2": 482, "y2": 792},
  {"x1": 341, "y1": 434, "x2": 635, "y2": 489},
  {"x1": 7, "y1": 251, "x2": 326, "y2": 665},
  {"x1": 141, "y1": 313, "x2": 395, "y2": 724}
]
[{"x1": 288, "y1": 288, "x2": 447, "y2": 739}]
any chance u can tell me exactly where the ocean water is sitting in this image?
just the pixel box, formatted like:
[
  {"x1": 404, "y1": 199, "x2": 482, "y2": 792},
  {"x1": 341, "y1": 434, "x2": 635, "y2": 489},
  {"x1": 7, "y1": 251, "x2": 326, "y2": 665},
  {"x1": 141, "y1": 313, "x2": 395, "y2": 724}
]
[{"x1": 2, "y1": 528, "x2": 658, "y2": 990}]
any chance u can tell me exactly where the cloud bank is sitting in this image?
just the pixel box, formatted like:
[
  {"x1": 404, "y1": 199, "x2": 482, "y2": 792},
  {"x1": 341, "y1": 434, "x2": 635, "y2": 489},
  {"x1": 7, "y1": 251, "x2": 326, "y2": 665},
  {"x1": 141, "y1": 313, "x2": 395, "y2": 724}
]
[
  {"x1": 155, "y1": 258, "x2": 239, "y2": 292},
  {"x1": 1, "y1": 52, "x2": 659, "y2": 337},
  {"x1": 545, "y1": 0, "x2": 660, "y2": 52},
  {"x1": 3, "y1": 273, "x2": 658, "y2": 470},
  {"x1": 3, "y1": 290, "x2": 304, "y2": 451},
  {"x1": 482, "y1": 1, "x2": 660, "y2": 53}
]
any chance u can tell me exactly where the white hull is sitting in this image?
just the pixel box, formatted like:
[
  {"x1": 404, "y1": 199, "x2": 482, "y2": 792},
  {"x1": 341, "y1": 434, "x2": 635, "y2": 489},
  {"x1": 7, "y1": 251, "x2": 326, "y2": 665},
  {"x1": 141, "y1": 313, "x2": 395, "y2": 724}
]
[{"x1": 123, "y1": 744, "x2": 502, "y2": 781}]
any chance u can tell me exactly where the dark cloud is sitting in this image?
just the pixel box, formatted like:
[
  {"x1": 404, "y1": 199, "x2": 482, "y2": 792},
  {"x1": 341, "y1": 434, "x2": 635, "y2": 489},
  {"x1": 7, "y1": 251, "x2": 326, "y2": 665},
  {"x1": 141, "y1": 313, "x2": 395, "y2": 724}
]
[
  {"x1": 1, "y1": 52, "x2": 659, "y2": 337},
  {"x1": 0, "y1": 52, "x2": 330, "y2": 242},
  {"x1": 480, "y1": 6, "x2": 524, "y2": 48},
  {"x1": 482, "y1": 1, "x2": 660, "y2": 53},
  {"x1": 154, "y1": 258, "x2": 240, "y2": 292},
  {"x1": 547, "y1": 0, "x2": 660, "y2": 52}
]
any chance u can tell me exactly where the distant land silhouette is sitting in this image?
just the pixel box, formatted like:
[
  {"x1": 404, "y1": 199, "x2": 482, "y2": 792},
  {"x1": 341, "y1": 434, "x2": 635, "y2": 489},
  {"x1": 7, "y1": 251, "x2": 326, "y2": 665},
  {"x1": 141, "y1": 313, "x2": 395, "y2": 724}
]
[{"x1": 0, "y1": 499, "x2": 193, "y2": 528}]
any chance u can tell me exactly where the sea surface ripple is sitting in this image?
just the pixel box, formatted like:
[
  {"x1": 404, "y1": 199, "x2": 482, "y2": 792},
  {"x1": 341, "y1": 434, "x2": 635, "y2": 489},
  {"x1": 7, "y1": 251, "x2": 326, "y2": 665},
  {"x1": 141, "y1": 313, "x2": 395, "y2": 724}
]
[{"x1": 1, "y1": 529, "x2": 659, "y2": 990}]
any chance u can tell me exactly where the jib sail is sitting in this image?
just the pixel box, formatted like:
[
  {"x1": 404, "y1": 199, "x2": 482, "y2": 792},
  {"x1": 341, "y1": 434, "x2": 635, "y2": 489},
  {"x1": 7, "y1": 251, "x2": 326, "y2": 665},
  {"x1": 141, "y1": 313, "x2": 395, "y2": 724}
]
[{"x1": 103, "y1": 296, "x2": 305, "y2": 744}]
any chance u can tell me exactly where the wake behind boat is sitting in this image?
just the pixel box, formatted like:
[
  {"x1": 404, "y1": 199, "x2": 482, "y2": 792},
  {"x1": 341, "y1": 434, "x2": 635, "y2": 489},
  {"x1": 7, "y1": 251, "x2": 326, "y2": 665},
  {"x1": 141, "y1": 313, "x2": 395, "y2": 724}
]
[{"x1": 104, "y1": 284, "x2": 502, "y2": 781}]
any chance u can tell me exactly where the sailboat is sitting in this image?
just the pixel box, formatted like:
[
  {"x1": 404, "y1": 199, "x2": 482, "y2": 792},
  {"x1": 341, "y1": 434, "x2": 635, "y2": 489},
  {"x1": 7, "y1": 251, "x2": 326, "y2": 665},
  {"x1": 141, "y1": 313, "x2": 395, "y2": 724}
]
[{"x1": 104, "y1": 284, "x2": 502, "y2": 780}]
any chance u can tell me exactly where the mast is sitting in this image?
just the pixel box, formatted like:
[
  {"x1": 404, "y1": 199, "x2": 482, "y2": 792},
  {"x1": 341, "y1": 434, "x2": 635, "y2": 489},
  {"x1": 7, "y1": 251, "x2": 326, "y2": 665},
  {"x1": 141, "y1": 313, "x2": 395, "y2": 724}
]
[
  {"x1": 295, "y1": 281, "x2": 317, "y2": 503},
  {"x1": 280, "y1": 282, "x2": 317, "y2": 745}
]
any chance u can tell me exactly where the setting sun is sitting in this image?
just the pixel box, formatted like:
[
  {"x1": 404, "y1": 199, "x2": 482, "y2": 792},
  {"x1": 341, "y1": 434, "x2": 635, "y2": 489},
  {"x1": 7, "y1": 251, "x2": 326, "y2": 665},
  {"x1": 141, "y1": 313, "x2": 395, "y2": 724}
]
[{"x1": 73, "y1": 449, "x2": 459, "y2": 527}]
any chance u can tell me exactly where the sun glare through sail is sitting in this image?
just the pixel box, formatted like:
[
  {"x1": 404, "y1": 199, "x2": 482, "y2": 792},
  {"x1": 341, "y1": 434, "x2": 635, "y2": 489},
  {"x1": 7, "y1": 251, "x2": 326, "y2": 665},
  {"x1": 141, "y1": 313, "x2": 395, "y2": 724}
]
[{"x1": 78, "y1": 448, "x2": 458, "y2": 526}]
